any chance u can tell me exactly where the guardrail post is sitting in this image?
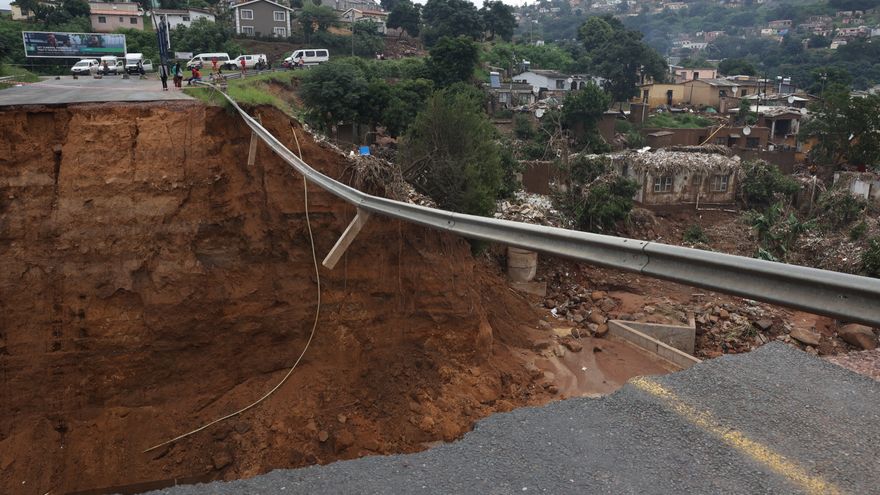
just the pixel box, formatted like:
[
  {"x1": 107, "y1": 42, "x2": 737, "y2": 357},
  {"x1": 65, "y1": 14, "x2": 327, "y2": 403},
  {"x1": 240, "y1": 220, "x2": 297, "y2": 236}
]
[
  {"x1": 247, "y1": 114, "x2": 262, "y2": 167},
  {"x1": 323, "y1": 209, "x2": 371, "y2": 270}
]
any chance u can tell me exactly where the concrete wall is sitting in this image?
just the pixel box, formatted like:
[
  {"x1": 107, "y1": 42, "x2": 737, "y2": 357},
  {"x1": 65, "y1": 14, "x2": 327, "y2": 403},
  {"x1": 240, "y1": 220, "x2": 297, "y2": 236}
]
[
  {"x1": 636, "y1": 169, "x2": 738, "y2": 206},
  {"x1": 642, "y1": 126, "x2": 770, "y2": 150},
  {"x1": 640, "y1": 83, "x2": 685, "y2": 108},
  {"x1": 608, "y1": 320, "x2": 701, "y2": 369},
  {"x1": 90, "y1": 3, "x2": 143, "y2": 33},
  {"x1": 834, "y1": 172, "x2": 880, "y2": 203}
]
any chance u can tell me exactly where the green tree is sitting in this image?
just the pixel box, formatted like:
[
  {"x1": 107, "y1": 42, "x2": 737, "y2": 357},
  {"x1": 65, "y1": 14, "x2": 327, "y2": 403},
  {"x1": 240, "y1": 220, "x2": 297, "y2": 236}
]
[
  {"x1": 387, "y1": 0, "x2": 421, "y2": 38},
  {"x1": 170, "y1": 18, "x2": 239, "y2": 55},
  {"x1": 62, "y1": 0, "x2": 90, "y2": 18},
  {"x1": 740, "y1": 160, "x2": 799, "y2": 209},
  {"x1": 801, "y1": 90, "x2": 880, "y2": 170},
  {"x1": 718, "y1": 58, "x2": 756, "y2": 76},
  {"x1": 562, "y1": 83, "x2": 610, "y2": 148},
  {"x1": 480, "y1": 1, "x2": 516, "y2": 41},
  {"x1": 300, "y1": 59, "x2": 370, "y2": 130},
  {"x1": 427, "y1": 35, "x2": 479, "y2": 87},
  {"x1": 577, "y1": 15, "x2": 666, "y2": 102},
  {"x1": 399, "y1": 88, "x2": 503, "y2": 216},
  {"x1": 299, "y1": 3, "x2": 339, "y2": 37},
  {"x1": 382, "y1": 78, "x2": 435, "y2": 136},
  {"x1": 421, "y1": 0, "x2": 483, "y2": 46}
]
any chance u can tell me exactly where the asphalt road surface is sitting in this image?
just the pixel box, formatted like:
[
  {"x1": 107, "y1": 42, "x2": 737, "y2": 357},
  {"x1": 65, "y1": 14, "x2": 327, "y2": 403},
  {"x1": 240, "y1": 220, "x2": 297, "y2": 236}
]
[
  {"x1": 148, "y1": 343, "x2": 879, "y2": 495},
  {"x1": 0, "y1": 76, "x2": 193, "y2": 106}
]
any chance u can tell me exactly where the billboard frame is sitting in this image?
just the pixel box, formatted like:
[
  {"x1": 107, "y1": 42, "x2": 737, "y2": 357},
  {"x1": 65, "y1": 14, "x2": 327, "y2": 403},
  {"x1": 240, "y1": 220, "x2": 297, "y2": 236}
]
[{"x1": 21, "y1": 31, "x2": 128, "y2": 59}]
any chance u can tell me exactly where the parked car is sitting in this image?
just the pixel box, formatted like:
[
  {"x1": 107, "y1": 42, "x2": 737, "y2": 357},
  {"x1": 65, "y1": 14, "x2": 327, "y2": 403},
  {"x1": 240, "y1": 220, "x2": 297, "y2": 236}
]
[
  {"x1": 232, "y1": 54, "x2": 268, "y2": 70},
  {"x1": 124, "y1": 53, "x2": 153, "y2": 74},
  {"x1": 282, "y1": 49, "x2": 329, "y2": 69},
  {"x1": 186, "y1": 52, "x2": 231, "y2": 70},
  {"x1": 71, "y1": 59, "x2": 99, "y2": 75},
  {"x1": 99, "y1": 55, "x2": 123, "y2": 75}
]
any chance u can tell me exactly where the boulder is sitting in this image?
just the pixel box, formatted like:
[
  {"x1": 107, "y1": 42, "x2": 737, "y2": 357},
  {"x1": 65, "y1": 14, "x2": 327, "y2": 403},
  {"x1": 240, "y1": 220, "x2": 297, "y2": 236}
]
[
  {"x1": 755, "y1": 319, "x2": 773, "y2": 331},
  {"x1": 560, "y1": 337, "x2": 583, "y2": 353},
  {"x1": 838, "y1": 324, "x2": 877, "y2": 350},
  {"x1": 790, "y1": 327, "x2": 820, "y2": 347},
  {"x1": 589, "y1": 311, "x2": 606, "y2": 325},
  {"x1": 594, "y1": 324, "x2": 609, "y2": 337}
]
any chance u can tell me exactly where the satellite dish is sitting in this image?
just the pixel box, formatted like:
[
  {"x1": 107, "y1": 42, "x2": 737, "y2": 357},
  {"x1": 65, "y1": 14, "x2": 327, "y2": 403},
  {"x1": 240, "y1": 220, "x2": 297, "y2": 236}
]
[
  {"x1": 768, "y1": 144, "x2": 775, "y2": 151},
  {"x1": 535, "y1": 108, "x2": 545, "y2": 118},
  {"x1": 787, "y1": 95, "x2": 796, "y2": 104},
  {"x1": 742, "y1": 126, "x2": 752, "y2": 136}
]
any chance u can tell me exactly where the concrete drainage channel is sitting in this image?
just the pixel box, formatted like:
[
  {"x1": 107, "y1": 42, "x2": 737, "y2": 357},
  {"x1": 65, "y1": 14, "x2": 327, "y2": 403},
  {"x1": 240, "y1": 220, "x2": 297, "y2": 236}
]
[{"x1": 608, "y1": 320, "x2": 701, "y2": 369}]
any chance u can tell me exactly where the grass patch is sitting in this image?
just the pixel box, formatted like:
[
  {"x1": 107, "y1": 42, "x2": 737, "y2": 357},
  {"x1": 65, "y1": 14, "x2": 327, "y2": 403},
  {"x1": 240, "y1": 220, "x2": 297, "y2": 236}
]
[
  {"x1": 183, "y1": 70, "x2": 303, "y2": 116},
  {"x1": 0, "y1": 64, "x2": 41, "y2": 89},
  {"x1": 644, "y1": 113, "x2": 713, "y2": 129}
]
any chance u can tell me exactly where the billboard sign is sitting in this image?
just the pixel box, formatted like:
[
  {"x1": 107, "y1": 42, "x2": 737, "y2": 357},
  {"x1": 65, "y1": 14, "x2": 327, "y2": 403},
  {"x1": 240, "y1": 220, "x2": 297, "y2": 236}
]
[{"x1": 22, "y1": 31, "x2": 127, "y2": 58}]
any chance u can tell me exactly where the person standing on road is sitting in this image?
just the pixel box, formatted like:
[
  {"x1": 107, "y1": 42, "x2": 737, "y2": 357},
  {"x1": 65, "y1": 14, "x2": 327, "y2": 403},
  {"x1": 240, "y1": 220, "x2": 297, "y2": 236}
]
[
  {"x1": 240, "y1": 57, "x2": 247, "y2": 77},
  {"x1": 172, "y1": 62, "x2": 183, "y2": 88},
  {"x1": 158, "y1": 62, "x2": 169, "y2": 91}
]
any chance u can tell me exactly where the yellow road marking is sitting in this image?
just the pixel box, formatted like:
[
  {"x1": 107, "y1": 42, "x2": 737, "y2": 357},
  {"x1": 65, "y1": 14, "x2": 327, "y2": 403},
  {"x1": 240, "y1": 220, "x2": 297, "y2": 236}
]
[{"x1": 631, "y1": 377, "x2": 843, "y2": 495}]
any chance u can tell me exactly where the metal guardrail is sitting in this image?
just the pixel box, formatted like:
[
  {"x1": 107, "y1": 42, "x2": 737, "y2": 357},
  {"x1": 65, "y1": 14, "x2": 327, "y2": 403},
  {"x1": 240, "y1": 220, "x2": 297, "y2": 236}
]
[{"x1": 210, "y1": 88, "x2": 880, "y2": 328}]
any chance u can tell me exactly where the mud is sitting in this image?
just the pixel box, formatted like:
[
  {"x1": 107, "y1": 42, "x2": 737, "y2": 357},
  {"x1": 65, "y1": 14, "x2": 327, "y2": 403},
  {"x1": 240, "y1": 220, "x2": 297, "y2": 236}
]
[{"x1": 0, "y1": 102, "x2": 563, "y2": 494}]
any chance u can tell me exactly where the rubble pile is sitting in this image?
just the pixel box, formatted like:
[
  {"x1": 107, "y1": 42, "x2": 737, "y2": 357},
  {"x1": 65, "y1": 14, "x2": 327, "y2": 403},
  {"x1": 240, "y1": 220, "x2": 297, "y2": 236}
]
[
  {"x1": 494, "y1": 191, "x2": 562, "y2": 227},
  {"x1": 620, "y1": 149, "x2": 742, "y2": 177}
]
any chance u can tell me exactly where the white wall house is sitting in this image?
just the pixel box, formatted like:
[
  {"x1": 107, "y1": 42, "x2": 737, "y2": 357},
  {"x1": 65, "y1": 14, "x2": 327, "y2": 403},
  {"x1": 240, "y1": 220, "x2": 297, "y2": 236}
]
[
  {"x1": 340, "y1": 8, "x2": 389, "y2": 34},
  {"x1": 151, "y1": 9, "x2": 215, "y2": 30},
  {"x1": 512, "y1": 70, "x2": 603, "y2": 94}
]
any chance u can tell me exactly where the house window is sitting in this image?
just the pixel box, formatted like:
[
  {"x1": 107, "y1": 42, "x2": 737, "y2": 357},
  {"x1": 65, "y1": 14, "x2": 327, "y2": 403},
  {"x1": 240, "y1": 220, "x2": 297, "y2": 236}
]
[
  {"x1": 692, "y1": 174, "x2": 702, "y2": 186},
  {"x1": 693, "y1": 71, "x2": 699, "y2": 80},
  {"x1": 241, "y1": 26, "x2": 255, "y2": 36},
  {"x1": 712, "y1": 174, "x2": 729, "y2": 192},
  {"x1": 274, "y1": 11, "x2": 285, "y2": 21},
  {"x1": 555, "y1": 79, "x2": 564, "y2": 89},
  {"x1": 653, "y1": 176, "x2": 673, "y2": 193},
  {"x1": 119, "y1": 16, "x2": 123, "y2": 22},
  {"x1": 98, "y1": 16, "x2": 106, "y2": 23},
  {"x1": 129, "y1": 17, "x2": 137, "y2": 24},
  {"x1": 740, "y1": 89, "x2": 747, "y2": 97},
  {"x1": 714, "y1": 136, "x2": 727, "y2": 145},
  {"x1": 273, "y1": 27, "x2": 287, "y2": 37},
  {"x1": 182, "y1": 15, "x2": 190, "y2": 21},
  {"x1": 746, "y1": 137, "x2": 759, "y2": 148},
  {"x1": 240, "y1": 9, "x2": 254, "y2": 20}
]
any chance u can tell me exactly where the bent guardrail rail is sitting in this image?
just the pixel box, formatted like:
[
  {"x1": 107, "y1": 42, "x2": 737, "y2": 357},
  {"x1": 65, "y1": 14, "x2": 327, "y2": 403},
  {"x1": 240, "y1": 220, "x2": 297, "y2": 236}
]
[{"x1": 209, "y1": 86, "x2": 880, "y2": 328}]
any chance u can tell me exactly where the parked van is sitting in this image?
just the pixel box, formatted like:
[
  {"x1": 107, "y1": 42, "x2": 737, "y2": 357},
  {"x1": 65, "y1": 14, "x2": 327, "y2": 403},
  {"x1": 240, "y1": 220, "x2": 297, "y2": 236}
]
[
  {"x1": 99, "y1": 55, "x2": 122, "y2": 75},
  {"x1": 232, "y1": 54, "x2": 268, "y2": 69},
  {"x1": 283, "y1": 49, "x2": 329, "y2": 68},
  {"x1": 186, "y1": 52, "x2": 231, "y2": 69},
  {"x1": 124, "y1": 53, "x2": 153, "y2": 74}
]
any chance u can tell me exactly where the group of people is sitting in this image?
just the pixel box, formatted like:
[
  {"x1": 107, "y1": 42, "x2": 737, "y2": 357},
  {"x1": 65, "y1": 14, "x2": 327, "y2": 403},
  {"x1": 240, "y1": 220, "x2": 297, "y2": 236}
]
[{"x1": 157, "y1": 62, "x2": 186, "y2": 91}]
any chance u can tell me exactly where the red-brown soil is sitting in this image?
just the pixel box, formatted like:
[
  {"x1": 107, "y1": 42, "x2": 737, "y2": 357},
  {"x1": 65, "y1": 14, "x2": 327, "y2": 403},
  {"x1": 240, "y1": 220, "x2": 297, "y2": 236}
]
[{"x1": 0, "y1": 102, "x2": 561, "y2": 494}]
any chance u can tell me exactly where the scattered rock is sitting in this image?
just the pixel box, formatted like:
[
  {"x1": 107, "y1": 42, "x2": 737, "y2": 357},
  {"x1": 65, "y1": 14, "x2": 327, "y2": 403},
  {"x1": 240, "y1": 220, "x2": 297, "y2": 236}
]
[
  {"x1": 212, "y1": 450, "x2": 233, "y2": 470},
  {"x1": 524, "y1": 362, "x2": 543, "y2": 380},
  {"x1": 838, "y1": 324, "x2": 877, "y2": 350},
  {"x1": 643, "y1": 305, "x2": 656, "y2": 314},
  {"x1": 719, "y1": 309, "x2": 730, "y2": 320},
  {"x1": 805, "y1": 345, "x2": 819, "y2": 356},
  {"x1": 590, "y1": 291, "x2": 606, "y2": 301},
  {"x1": 589, "y1": 311, "x2": 606, "y2": 325},
  {"x1": 335, "y1": 429, "x2": 355, "y2": 450},
  {"x1": 600, "y1": 299, "x2": 617, "y2": 313},
  {"x1": 538, "y1": 320, "x2": 552, "y2": 330},
  {"x1": 418, "y1": 416, "x2": 435, "y2": 432},
  {"x1": 755, "y1": 319, "x2": 773, "y2": 331},
  {"x1": 318, "y1": 430, "x2": 330, "y2": 443},
  {"x1": 337, "y1": 414, "x2": 347, "y2": 424},
  {"x1": 560, "y1": 337, "x2": 583, "y2": 353},
  {"x1": 790, "y1": 327, "x2": 821, "y2": 347},
  {"x1": 594, "y1": 324, "x2": 609, "y2": 337}
]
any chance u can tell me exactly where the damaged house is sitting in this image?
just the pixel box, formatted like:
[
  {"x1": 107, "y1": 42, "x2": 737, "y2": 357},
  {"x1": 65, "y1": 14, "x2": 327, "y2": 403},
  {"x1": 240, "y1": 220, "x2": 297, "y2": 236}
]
[{"x1": 612, "y1": 148, "x2": 743, "y2": 207}]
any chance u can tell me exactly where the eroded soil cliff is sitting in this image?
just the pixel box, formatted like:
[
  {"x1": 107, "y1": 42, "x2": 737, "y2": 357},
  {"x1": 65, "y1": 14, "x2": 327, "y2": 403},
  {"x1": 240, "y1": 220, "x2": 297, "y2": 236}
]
[{"x1": 0, "y1": 102, "x2": 550, "y2": 493}]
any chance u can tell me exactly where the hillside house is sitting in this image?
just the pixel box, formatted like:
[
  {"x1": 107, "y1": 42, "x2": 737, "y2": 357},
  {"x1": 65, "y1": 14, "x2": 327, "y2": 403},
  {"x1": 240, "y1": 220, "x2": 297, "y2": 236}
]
[
  {"x1": 638, "y1": 82, "x2": 685, "y2": 108},
  {"x1": 609, "y1": 150, "x2": 743, "y2": 207},
  {"x1": 230, "y1": 0, "x2": 294, "y2": 37},
  {"x1": 682, "y1": 78, "x2": 739, "y2": 110},
  {"x1": 768, "y1": 19, "x2": 792, "y2": 29},
  {"x1": 340, "y1": 9, "x2": 389, "y2": 33},
  {"x1": 671, "y1": 67, "x2": 717, "y2": 83},
  {"x1": 89, "y1": 2, "x2": 144, "y2": 32},
  {"x1": 151, "y1": 8, "x2": 214, "y2": 30},
  {"x1": 334, "y1": 0, "x2": 380, "y2": 11},
  {"x1": 512, "y1": 70, "x2": 601, "y2": 95}
]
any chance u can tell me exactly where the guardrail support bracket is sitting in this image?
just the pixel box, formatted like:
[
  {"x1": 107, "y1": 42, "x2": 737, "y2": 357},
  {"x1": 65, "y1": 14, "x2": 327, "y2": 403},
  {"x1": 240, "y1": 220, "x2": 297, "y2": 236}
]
[{"x1": 322, "y1": 209, "x2": 371, "y2": 270}]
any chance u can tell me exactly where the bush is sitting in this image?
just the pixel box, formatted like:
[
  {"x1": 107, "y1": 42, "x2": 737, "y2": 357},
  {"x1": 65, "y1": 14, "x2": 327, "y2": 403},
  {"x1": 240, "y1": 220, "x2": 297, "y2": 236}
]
[
  {"x1": 554, "y1": 155, "x2": 638, "y2": 233},
  {"x1": 644, "y1": 113, "x2": 713, "y2": 129},
  {"x1": 863, "y1": 237, "x2": 880, "y2": 278},
  {"x1": 399, "y1": 88, "x2": 503, "y2": 216},
  {"x1": 740, "y1": 160, "x2": 799, "y2": 209},
  {"x1": 850, "y1": 221, "x2": 868, "y2": 241},
  {"x1": 683, "y1": 225, "x2": 709, "y2": 244},
  {"x1": 513, "y1": 113, "x2": 535, "y2": 140},
  {"x1": 816, "y1": 190, "x2": 868, "y2": 230},
  {"x1": 498, "y1": 145, "x2": 522, "y2": 199}
]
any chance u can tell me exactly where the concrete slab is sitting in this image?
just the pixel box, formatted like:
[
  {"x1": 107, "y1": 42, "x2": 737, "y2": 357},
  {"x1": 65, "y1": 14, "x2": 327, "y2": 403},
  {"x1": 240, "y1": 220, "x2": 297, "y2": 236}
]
[{"x1": 0, "y1": 76, "x2": 193, "y2": 106}]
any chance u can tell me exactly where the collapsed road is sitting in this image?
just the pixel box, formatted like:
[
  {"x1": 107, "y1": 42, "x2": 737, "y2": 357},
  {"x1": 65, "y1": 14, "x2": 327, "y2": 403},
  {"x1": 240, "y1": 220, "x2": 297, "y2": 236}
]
[{"x1": 150, "y1": 344, "x2": 880, "y2": 495}]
